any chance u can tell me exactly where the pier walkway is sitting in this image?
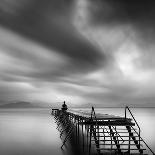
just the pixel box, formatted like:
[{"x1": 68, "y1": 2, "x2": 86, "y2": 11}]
[{"x1": 51, "y1": 106, "x2": 154, "y2": 155}]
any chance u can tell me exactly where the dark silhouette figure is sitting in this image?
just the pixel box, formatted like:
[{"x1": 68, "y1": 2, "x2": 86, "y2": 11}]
[{"x1": 61, "y1": 101, "x2": 68, "y2": 111}]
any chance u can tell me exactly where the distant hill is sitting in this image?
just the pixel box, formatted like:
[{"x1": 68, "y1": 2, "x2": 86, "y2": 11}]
[{"x1": 0, "y1": 101, "x2": 41, "y2": 108}]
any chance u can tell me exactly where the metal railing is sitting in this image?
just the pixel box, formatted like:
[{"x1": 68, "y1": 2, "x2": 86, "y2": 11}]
[{"x1": 125, "y1": 106, "x2": 155, "y2": 155}]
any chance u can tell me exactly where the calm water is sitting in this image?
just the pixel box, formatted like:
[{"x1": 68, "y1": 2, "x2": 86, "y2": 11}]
[
  {"x1": 0, "y1": 108, "x2": 155, "y2": 155},
  {"x1": 0, "y1": 109, "x2": 72, "y2": 155}
]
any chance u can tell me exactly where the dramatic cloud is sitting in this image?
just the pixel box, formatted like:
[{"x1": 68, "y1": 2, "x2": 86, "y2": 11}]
[
  {"x1": 0, "y1": 0, "x2": 155, "y2": 107},
  {"x1": 72, "y1": 0, "x2": 155, "y2": 107}
]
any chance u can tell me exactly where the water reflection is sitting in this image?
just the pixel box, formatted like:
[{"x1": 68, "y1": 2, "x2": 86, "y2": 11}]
[{"x1": 0, "y1": 109, "x2": 66, "y2": 155}]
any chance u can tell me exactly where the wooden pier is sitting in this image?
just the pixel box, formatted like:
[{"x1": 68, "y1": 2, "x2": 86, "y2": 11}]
[{"x1": 51, "y1": 104, "x2": 154, "y2": 155}]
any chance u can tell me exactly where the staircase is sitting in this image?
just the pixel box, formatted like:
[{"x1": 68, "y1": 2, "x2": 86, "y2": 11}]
[
  {"x1": 89, "y1": 125, "x2": 145, "y2": 154},
  {"x1": 87, "y1": 106, "x2": 154, "y2": 155}
]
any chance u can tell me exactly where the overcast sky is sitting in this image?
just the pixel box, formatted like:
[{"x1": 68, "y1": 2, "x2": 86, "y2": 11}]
[{"x1": 0, "y1": 0, "x2": 155, "y2": 107}]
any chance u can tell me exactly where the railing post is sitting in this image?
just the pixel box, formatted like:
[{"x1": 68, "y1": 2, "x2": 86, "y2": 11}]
[
  {"x1": 139, "y1": 129, "x2": 140, "y2": 149},
  {"x1": 125, "y1": 106, "x2": 127, "y2": 119},
  {"x1": 89, "y1": 124, "x2": 92, "y2": 155}
]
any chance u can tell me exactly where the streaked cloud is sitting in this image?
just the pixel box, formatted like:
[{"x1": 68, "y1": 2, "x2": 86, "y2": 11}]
[{"x1": 0, "y1": 0, "x2": 155, "y2": 107}]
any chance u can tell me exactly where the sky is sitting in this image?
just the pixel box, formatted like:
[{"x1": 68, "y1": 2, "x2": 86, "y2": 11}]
[{"x1": 0, "y1": 0, "x2": 155, "y2": 107}]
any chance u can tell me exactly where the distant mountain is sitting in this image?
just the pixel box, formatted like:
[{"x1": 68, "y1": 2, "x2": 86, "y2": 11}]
[{"x1": 0, "y1": 101, "x2": 41, "y2": 108}]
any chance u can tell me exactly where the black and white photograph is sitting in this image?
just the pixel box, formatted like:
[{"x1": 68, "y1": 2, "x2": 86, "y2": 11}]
[{"x1": 0, "y1": 0, "x2": 155, "y2": 155}]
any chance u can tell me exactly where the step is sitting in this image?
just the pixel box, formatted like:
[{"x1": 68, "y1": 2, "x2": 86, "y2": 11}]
[
  {"x1": 91, "y1": 139, "x2": 143, "y2": 142},
  {"x1": 88, "y1": 131, "x2": 136, "y2": 133},
  {"x1": 88, "y1": 127, "x2": 137, "y2": 130},
  {"x1": 92, "y1": 135, "x2": 140, "y2": 138},
  {"x1": 111, "y1": 128, "x2": 137, "y2": 130},
  {"x1": 86, "y1": 122, "x2": 135, "y2": 126},
  {"x1": 96, "y1": 148, "x2": 146, "y2": 151},
  {"x1": 93, "y1": 143, "x2": 143, "y2": 146}
]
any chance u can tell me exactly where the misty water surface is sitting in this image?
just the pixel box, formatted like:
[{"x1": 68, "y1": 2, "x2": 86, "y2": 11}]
[
  {"x1": 0, "y1": 108, "x2": 155, "y2": 155},
  {"x1": 0, "y1": 109, "x2": 73, "y2": 155}
]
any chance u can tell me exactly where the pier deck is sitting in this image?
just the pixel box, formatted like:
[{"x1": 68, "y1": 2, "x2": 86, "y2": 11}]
[
  {"x1": 67, "y1": 110, "x2": 135, "y2": 127},
  {"x1": 51, "y1": 106, "x2": 154, "y2": 155}
]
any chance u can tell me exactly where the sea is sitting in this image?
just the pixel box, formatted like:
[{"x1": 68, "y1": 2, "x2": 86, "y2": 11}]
[{"x1": 0, "y1": 108, "x2": 154, "y2": 155}]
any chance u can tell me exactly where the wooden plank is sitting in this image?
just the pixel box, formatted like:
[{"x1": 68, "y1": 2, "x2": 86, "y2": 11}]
[
  {"x1": 67, "y1": 110, "x2": 131, "y2": 120},
  {"x1": 84, "y1": 121, "x2": 135, "y2": 126}
]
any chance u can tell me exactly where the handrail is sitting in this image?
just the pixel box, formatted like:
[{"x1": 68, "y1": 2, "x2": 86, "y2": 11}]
[
  {"x1": 131, "y1": 126, "x2": 155, "y2": 155},
  {"x1": 125, "y1": 106, "x2": 141, "y2": 146},
  {"x1": 90, "y1": 106, "x2": 98, "y2": 127},
  {"x1": 125, "y1": 106, "x2": 141, "y2": 132},
  {"x1": 125, "y1": 106, "x2": 155, "y2": 155}
]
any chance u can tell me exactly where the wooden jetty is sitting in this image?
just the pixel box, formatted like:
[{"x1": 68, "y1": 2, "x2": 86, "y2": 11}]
[{"x1": 51, "y1": 102, "x2": 154, "y2": 155}]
